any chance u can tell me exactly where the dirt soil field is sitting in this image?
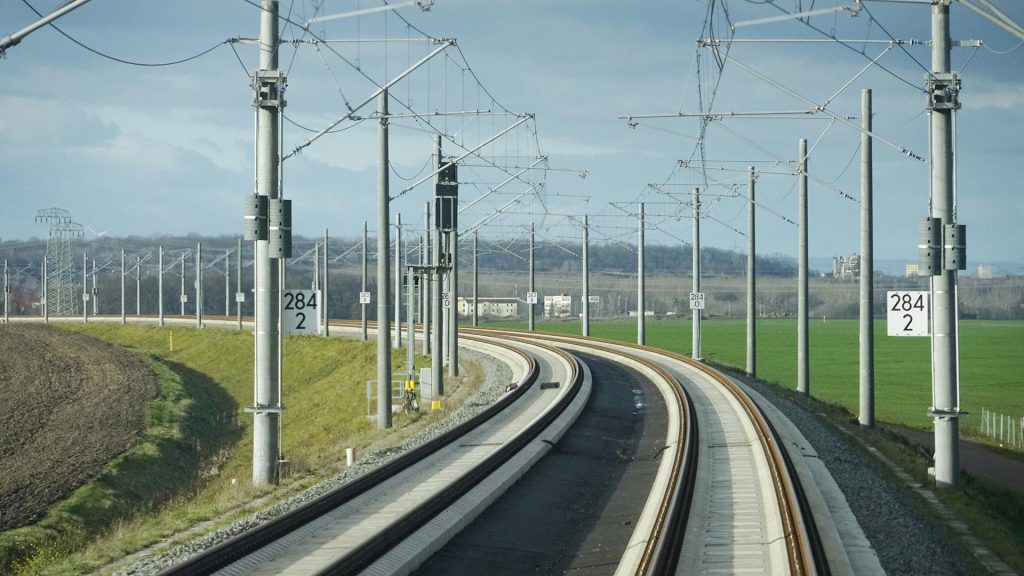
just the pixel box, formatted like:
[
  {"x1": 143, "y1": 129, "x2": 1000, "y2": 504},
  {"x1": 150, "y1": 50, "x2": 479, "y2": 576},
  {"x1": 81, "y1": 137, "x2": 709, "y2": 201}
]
[{"x1": 0, "y1": 324, "x2": 158, "y2": 531}]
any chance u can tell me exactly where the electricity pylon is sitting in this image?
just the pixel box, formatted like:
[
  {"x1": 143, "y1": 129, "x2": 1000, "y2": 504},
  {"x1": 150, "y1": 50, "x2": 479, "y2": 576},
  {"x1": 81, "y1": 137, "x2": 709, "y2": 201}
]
[{"x1": 35, "y1": 208, "x2": 83, "y2": 317}]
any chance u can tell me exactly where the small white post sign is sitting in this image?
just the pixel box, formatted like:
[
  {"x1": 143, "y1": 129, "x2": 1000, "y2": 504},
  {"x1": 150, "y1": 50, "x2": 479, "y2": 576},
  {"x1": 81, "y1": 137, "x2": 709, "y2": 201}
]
[
  {"x1": 587, "y1": 295, "x2": 600, "y2": 304},
  {"x1": 526, "y1": 291, "x2": 538, "y2": 304},
  {"x1": 689, "y1": 292, "x2": 705, "y2": 310},
  {"x1": 442, "y1": 291, "x2": 451, "y2": 309},
  {"x1": 283, "y1": 289, "x2": 319, "y2": 335},
  {"x1": 359, "y1": 291, "x2": 371, "y2": 304},
  {"x1": 887, "y1": 291, "x2": 930, "y2": 336}
]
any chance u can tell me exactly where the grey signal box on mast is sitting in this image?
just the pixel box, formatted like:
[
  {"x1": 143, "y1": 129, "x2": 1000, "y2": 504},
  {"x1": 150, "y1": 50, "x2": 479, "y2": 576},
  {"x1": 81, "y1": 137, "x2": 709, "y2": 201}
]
[
  {"x1": 268, "y1": 198, "x2": 293, "y2": 259},
  {"x1": 918, "y1": 217, "x2": 942, "y2": 274},
  {"x1": 243, "y1": 194, "x2": 292, "y2": 259},
  {"x1": 244, "y1": 195, "x2": 269, "y2": 241},
  {"x1": 918, "y1": 217, "x2": 966, "y2": 274},
  {"x1": 435, "y1": 159, "x2": 458, "y2": 232}
]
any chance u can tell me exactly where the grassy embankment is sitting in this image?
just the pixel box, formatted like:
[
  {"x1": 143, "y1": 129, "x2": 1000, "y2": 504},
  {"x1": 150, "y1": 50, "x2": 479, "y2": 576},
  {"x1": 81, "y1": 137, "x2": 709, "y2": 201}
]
[
  {"x1": 487, "y1": 318, "x2": 1024, "y2": 432},
  {"x1": 5, "y1": 323, "x2": 443, "y2": 576}
]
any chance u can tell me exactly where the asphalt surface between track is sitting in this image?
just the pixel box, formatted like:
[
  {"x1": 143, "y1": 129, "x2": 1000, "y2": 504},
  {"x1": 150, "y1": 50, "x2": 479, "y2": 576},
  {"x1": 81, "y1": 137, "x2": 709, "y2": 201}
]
[{"x1": 414, "y1": 352, "x2": 668, "y2": 576}]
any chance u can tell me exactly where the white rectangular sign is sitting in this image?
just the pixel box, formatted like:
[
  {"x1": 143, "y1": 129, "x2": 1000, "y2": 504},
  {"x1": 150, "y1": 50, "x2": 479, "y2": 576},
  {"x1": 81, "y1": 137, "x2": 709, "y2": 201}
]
[
  {"x1": 180, "y1": 294, "x2": 188, "y2": 303},
  {"x1": 442, "y1": 291, "x2": 451, "y2": 309},
  {"x1": 587, "y1": 295, "x2": 600, "y2": 304},
  {"x1": 689, "y1": 292, "x2": 705, "y2": 310},
  {"x1": 526, "y1": 291, "x2": 538, "y2": 304},
  {"x1": 283, "y1": 289, "x2": 320, "y2": 335},
  {"x1": 359, "y1": 291, "x2": 371, "y2": 304},
  {"x1": 887, "y1": 291, "x2": 930, "y2": 336},
  {"x1": 235, "y1": 292, "x2": 246, "y2": 303}
]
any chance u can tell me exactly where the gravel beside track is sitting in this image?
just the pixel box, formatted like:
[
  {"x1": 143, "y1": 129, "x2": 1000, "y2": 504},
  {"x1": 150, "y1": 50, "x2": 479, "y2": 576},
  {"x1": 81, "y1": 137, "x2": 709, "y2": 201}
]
[
  {"x1": 117, "y1": 348, "x2": 511, "y2": 576},
  {"x1": 733, "y1": 371, "x2": 984, "y2": 576}
]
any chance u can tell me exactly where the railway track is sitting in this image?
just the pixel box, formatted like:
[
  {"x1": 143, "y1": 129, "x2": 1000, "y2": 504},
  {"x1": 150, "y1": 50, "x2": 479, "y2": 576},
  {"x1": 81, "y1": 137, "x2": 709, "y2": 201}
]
[
  {"x1": 19, "y1": 316, "x2": 855, "y2": 574},
  {"x1": 492, "y1": 329, "x2": 832, "y2": 576}
]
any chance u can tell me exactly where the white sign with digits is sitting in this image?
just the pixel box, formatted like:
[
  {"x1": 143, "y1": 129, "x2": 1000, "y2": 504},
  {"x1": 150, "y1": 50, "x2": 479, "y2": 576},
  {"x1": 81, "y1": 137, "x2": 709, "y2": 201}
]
[
  {"x1": 284, "y1": 290, "x2": 320, "y2": 335},
  {"x1": 887, "y1": 291, "x2": 929, "y2": 336},
  {"x1": 689, "y1": 292, "x2": 705, "y2": 310}
]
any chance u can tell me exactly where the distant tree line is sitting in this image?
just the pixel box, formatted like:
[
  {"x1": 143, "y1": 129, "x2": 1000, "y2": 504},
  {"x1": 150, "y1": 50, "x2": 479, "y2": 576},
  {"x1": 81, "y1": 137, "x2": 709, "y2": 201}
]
[{"x1": 1, "y1": 234, "x2": 1021, "y2": 320}]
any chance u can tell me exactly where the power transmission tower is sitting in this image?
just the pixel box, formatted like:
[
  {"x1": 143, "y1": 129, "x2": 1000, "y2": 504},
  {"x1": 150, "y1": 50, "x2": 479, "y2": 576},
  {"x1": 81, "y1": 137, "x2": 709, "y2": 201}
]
[{"x1": 35, "y1": 208, "x2": 83, "y2": 317}]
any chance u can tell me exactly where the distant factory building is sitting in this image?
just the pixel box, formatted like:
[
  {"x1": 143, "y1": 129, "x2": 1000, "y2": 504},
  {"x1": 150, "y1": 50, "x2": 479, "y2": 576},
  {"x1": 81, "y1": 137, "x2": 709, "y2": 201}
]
[
  {"x1": 833, "y1": 253, "x2": 860, "y2": 279},
  {"x1": 457, "y1": 296, "x2": 519, "y2": 318}
]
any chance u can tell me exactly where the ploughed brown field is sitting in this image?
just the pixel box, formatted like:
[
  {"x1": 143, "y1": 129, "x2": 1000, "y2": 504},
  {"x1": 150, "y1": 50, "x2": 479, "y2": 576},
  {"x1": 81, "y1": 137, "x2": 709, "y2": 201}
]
[{"x1": 0, "y1": 324, "x2": 158, "y2": 531}]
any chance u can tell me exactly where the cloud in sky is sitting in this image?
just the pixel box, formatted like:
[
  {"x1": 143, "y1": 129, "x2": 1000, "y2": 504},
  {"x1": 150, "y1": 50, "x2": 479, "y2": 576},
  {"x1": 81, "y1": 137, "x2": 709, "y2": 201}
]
[{"x1": 1, "y1": 0, "x2": 1022, "y2": 264}]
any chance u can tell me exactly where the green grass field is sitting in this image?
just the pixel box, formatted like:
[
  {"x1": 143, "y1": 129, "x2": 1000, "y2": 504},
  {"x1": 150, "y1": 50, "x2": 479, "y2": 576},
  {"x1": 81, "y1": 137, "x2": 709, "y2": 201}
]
[{"x1": 487, "y1": 318, "x2": 1024, "y2": 432}]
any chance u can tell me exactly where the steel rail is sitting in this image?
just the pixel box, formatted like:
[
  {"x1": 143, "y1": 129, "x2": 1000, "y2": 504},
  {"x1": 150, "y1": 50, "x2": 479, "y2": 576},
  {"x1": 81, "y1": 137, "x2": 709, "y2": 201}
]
[
  {"x1": 154, "y1": 328, "x2": 548, "y2": 576},
  {"x1": 314, "y1": 332, "x2": 583, "y2": 575},
  {"x1": 463, "y1": 327, "x2": 697, "y2": 576},
  {"x1": 477, "y1": 327, "x2": 829, "y2": 576}
]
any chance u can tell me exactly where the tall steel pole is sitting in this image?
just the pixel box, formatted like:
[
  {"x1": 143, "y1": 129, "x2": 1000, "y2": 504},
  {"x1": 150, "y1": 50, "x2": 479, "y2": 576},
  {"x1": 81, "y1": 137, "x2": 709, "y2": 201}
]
[
  {"x1": 180, "y1": 255, "x2": 186, "y2": 317},
  {"x1": 42, "y1": 258, "x2": 47, "y2": 323},
  {"x1": 747, "y1": 167, "x2": 757, "y2": 377},
  {"x1": 637, "y1": 202, "x2": 645, "y2": 346},
  {"x1": 431, "y1": 137, "x2": 444, "y2": 398},
  {"x1": 82, "y1": 253, "x2": 88, "y2": 323},
  {"x1": 196, "y1": 242, "x2": 203, "y2": 328},
  {"x1": 859, "y1": 89, "x2": 875, "y2": 427},
  {"x1": 797, "y1": 138, "x2": 810, "y2": 396},
  {"x1": 91, "y1": 259, "x2": 97, "y2": 316},
  {"x1": 323, "y1": 228, "x2": 329, "y2": 336},
  {"x1": 930, "y1": 1, "x2": 961, "y2": 488},
  {"x1": 406, "y1": 267, "x2": 415, "y2": 374},
  {"x1": 158, "y1": 246, "x2": 164, "y2": 326},
  {"x1": 422, "y1": 202, "x2": 431, "y2": 354},
  {"x1": 120, "y1": 250, "x2": 126, "y2": 324},
  {"x1": 692, "y1": 188, "x2": 702, "y2": 361},
  {"x1": 472, "y1": 230, "x2": 479, "y2": 327},
  {"x1": 136, "y1": 256, "x2": 141, "y2": 316},
  {"x1": 394, "y1": 213, "x2": 402, "y2": 348},
  {"x1": 376, "y1": 89, "x2": 393, "y2": 429},
  {"x1": 224, "y1": 250, "x2": 230, "y2": 317},
  {"x1": 362, "y1": 221, "x2": 368, "y2": 341},
  {"x1": 252, "y1": 0, "x2": 283, "y2": 486},
  {"x1": 448, "y1": 228, "x2": 459, "y2": 377},
  {"x1": 236, "y1": 238, "x2": 242, "y2": 330},
  {"x1": 431, "y1": 227, "x2": 443, "y2": 397},
  {"x1": 528, "y1": 223, "x2": 535, "y2": 331},
  {"x1": 582, "y1": 215, "x2": 590, "y2": 337},
  {"x1": 3, "y1": 259, "x2": 8, "y2": 322}
]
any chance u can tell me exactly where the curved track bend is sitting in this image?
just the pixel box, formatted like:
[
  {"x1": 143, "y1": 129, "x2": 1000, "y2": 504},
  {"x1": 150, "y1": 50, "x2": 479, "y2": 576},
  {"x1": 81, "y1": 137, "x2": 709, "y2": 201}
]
[{"x1": 24, "y1": 316, "x2": 850, "y2": 574}]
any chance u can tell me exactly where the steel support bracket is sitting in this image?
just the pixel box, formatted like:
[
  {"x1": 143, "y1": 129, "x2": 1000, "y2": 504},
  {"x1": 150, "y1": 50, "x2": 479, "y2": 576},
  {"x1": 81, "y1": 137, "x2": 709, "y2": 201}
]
[
  {"x1": 253, "y1": 69, "x2": 287, "y2": 109},
  {"x1": 927, "y1": 408, "x2": 968, "y2": 419},
  {"x1": 244, "y1": 405, "x2": 286, "y2": 414},
  {"x1": 926, "y1": 72, "x2": 960, "y2": 111}
]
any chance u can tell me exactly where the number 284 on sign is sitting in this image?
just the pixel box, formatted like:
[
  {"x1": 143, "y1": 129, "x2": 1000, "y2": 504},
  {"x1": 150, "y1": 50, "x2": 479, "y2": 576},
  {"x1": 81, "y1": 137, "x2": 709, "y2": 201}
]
[{"x1": 886, "y1": 291, "x2": 929, "y2": 337}]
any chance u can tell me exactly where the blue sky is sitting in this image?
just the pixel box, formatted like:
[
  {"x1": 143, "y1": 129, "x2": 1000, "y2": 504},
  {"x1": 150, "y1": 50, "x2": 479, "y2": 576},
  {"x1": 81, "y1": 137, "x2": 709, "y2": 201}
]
[{"x1": 1, "y1": 1, "x2": 1022, "y2": 271}]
